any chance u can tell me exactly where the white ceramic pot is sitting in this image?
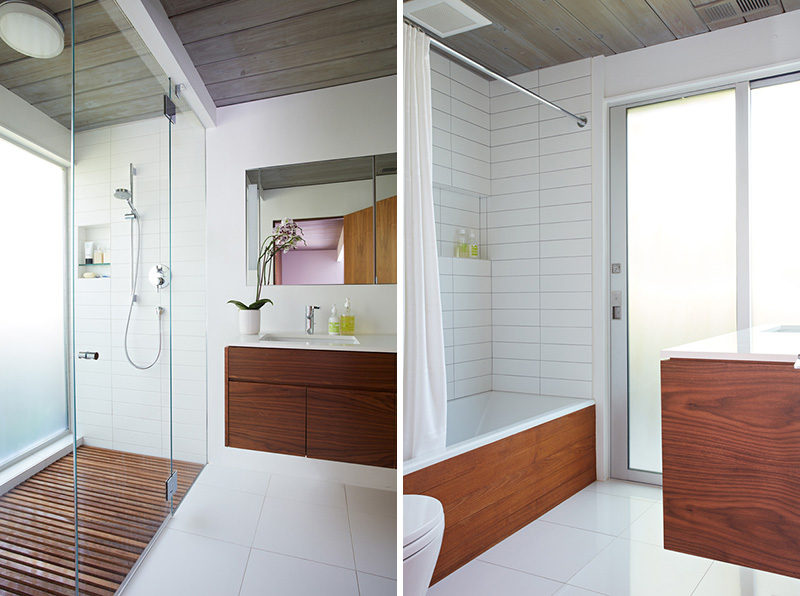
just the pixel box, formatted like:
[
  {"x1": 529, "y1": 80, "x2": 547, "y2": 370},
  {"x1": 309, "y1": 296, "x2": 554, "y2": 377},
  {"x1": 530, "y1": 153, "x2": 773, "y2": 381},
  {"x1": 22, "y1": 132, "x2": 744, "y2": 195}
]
[{"x1": 239, "y1": 309, "x2": 261, "y2": 335}]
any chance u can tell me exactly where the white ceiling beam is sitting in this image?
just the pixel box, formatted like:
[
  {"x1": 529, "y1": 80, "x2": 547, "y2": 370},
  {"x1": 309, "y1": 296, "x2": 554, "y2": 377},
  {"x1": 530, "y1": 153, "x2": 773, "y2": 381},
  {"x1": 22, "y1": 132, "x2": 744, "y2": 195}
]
[{"x1": 115, "y1": 0, "x2": 217, "y2": 128}]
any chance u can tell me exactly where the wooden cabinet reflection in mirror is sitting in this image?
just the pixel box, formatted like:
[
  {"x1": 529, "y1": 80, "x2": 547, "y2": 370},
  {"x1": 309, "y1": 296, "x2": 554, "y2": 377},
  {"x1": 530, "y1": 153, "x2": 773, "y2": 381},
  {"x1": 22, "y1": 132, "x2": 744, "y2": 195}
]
[{"x1": 245, "y1": 154, "x2": 397, "y2": 286}]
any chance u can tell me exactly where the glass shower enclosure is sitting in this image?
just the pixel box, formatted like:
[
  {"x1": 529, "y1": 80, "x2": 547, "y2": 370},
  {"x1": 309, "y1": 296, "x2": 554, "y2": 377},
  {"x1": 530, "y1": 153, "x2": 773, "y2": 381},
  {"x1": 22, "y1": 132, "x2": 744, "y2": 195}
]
[{"x1": 0, "y1": 1, "x2": 207, "y2": 593}]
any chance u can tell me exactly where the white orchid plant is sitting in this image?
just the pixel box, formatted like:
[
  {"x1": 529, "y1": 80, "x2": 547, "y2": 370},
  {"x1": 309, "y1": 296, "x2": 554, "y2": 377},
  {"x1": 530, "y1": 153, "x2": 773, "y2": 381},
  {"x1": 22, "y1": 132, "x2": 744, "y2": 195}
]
[{"x1": 228, "y1": 218, "x2": 306, "y2": 311}]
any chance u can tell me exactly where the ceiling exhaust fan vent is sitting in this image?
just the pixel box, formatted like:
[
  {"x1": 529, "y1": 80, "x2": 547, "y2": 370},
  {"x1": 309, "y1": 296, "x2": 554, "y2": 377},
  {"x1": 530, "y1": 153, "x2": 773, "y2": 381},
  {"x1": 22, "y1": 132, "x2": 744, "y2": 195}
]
[
  {"x1": 737, "y1": 0, "x2": 773, "y2": 11},
  {"x1": 692, "y1": 0, "x2": 784, "y2": 28},
  {"x1": 700, "y1": 1, "x2": 739, "y2": 20},
  {"x1": 404, "y1": 0, "x2": 491, "y2": 38}
]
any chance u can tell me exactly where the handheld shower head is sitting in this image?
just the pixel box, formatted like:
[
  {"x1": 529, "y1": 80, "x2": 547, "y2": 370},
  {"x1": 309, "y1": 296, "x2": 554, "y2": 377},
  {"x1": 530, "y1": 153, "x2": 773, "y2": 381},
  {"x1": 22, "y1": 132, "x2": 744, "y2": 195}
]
[{"x1": 114, "y1": 188, "x2": 138, "y2": 219}]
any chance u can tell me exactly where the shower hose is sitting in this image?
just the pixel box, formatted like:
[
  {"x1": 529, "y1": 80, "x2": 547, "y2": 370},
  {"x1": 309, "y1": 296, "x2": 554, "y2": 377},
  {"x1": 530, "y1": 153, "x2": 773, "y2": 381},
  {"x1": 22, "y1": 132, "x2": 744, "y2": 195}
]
[{"x1": 123, "y1": 214, "x2": 163, "y2": 370}]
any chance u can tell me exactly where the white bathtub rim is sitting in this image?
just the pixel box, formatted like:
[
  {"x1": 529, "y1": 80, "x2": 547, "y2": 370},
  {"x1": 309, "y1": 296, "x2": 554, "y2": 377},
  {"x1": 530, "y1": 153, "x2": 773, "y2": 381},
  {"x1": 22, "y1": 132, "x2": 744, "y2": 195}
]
[{"x1": 403, "y1": 395, "x2": 595, "y2": 475}]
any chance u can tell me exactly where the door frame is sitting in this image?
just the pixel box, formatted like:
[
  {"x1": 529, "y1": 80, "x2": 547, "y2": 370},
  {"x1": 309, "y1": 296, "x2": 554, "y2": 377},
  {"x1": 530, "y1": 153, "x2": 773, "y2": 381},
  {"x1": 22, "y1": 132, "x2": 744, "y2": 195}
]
[{"x1": 607, "y1": 83, "x2": 749, "y2": 485}]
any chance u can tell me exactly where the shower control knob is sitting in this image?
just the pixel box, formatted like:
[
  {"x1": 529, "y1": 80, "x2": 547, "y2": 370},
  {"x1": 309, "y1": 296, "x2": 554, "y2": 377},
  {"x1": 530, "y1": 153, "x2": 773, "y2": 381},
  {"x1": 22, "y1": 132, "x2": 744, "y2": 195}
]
[{"x1": 148, "y1": 264, "x2": 171, "y2": 290}]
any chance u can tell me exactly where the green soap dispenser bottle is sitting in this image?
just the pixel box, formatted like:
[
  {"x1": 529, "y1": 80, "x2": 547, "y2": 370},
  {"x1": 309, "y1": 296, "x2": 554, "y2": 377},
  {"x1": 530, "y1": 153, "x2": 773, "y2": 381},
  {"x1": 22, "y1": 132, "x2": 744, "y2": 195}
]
[
  {"x1": 340, "y1": 297, "x2": 355, "y2": 335},
  {"x1": 328, "y1": 304, "x2": 340, "y2": 335}
]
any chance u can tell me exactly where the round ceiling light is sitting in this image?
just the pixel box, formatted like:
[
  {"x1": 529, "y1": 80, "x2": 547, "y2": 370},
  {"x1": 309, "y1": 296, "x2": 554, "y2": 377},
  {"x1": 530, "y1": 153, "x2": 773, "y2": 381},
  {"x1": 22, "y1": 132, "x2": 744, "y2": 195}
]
[{"x1": 0, "y1": 1, "x2": 64, "y2": 59}]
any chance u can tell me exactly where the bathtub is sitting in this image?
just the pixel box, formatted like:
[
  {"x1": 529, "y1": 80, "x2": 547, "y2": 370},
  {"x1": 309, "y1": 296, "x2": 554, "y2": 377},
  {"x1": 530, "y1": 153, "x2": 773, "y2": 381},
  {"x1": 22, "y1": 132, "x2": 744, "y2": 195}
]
[
  {"x1": 404, "y1": 391, "x2": 596, "y2": 584},
  {"x1": 404, "y1": 391, "x2": 594, "y2": 474}
]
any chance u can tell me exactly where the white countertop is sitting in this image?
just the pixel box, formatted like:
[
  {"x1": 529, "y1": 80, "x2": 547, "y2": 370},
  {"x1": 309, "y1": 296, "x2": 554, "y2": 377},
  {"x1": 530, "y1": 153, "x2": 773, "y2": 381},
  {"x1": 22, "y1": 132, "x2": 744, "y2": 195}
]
[
  {"x1": 661, "y1": 325, "x2": 800, "y2": 363},
  {"x1": 226, "y1": 332, "x2": 396, "y2": 353}
]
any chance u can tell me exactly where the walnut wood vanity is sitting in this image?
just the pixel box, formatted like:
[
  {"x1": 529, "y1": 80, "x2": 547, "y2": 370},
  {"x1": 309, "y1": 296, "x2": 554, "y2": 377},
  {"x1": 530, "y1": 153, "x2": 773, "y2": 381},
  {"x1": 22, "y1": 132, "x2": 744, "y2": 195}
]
[
  {"x1": 224, "y1": 345, "x2": 396, "y2": 468},
  {"x1": 661, "y1": 327, "x2": 800, "y2": 579}
]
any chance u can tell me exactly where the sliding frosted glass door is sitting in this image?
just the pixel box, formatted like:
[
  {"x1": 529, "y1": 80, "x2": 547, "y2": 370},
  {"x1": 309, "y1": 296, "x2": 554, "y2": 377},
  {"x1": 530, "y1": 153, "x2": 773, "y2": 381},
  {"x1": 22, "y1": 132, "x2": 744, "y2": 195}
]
[
  {"x1": 0, "y1": 136, "x2": 68, "y2": 466},
  {"x1": 610, "y1": 89, "x2": 738, "y2": 480},
  {"x1": 750, "y1": 77, "x2": 800, "y2": 326}
]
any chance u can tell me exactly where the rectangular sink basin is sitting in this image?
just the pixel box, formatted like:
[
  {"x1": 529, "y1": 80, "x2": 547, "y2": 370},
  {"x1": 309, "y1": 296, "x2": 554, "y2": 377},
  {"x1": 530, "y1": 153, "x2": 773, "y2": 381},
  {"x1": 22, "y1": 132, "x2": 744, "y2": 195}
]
[
  {"x1": 765, "y1": 325, "x2": 800, "y2": 333},
  {"x1": 260, "y1": 333, "x2": 360, "y2": 345}
]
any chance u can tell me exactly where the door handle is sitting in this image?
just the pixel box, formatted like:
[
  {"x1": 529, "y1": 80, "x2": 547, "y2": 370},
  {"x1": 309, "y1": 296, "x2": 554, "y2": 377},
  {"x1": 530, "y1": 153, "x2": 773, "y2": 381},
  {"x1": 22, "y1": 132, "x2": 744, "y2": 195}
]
[{"x1": 78, "y1": 351, "x2": 99, "y2": 360}]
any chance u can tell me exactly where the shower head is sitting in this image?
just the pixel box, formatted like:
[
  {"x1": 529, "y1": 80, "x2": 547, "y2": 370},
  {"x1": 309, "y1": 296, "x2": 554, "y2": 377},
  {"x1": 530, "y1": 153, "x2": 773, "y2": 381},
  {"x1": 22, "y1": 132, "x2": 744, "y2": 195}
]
[{"x1": 114, "y1": 187, "x2": 138, "y2": 219}]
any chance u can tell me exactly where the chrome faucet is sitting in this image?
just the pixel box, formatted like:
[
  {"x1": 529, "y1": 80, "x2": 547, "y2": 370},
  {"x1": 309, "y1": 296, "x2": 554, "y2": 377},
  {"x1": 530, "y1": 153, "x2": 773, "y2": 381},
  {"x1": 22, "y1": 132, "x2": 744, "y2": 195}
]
[{"x1": 305, "y1": 305, "x2": 320, "y2": 335}]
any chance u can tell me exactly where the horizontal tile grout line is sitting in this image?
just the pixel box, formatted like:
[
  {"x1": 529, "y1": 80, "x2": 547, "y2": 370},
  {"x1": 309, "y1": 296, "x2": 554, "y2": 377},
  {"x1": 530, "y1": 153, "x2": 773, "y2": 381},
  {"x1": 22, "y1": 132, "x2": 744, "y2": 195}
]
[
  {"x1": 490, "y1": 90, "x2": 592, "y2": 113},
  {"x1": 487, "y1": 201, "x2": 591, "y2": 212},
  {"x1": 433, "y1": 111, "x2": 491, "y2": 134},
  {"x1": 488, "y1": 218, "x2": 590, "y2": 227},
  {"x1": 432, "y1": 126, "x2": 491, "y2": 150},
  {"x1": 436, "y1": 146, "x2": 491, "y2": 164},
  {"x1": 488, "y1": 236, "x2": 591, "y2": 245},
  {"x1": 490, "y1": 73, "x2": 591, "y2": 98}
]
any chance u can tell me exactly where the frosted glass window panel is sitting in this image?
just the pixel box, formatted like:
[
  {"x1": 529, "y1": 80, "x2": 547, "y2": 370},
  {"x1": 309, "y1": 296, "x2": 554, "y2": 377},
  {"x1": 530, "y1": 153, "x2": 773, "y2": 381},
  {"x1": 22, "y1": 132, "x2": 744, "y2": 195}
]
[
  {"x1": 0, "y1": 137, "x2": 68, "y2": 465},
  {"x1": 626, "y1": 90, "x2": 737, "y2": 473},
  {"x1": 750, "y1": 79, "x2": 800, "y2": 327}
]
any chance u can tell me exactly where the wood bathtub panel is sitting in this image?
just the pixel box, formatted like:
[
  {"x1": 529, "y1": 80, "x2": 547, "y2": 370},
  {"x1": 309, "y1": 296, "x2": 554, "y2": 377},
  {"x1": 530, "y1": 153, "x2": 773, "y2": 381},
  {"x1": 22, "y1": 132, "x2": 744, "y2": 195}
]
[
  {"x1": 404, "y1": 405, "x2": 596, "y2": 584},
  {"x1": 662, "y1": 358, "x2": 800, "y2": 578}
]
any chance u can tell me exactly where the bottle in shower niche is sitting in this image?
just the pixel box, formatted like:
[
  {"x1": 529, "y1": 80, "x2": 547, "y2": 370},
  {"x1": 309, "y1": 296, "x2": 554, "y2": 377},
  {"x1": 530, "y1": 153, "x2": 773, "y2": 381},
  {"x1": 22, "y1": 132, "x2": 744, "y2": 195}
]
[
  {"x1": 468, "y1": 229, "x2": 479, "y2": 259},
  {"x1": 454, "y1": 228, "x2": 469, "y2": 258}
]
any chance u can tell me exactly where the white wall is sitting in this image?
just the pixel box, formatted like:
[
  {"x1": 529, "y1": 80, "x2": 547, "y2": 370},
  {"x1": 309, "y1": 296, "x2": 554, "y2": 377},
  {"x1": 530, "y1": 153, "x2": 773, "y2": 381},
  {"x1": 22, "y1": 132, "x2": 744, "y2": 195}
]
[
  {"x1": 205, "y1": 76, "x2": 397, "y2": 489},
  {"x1": 429, "y1": 54, "x2": 594, "y2": 406},
  {"x1": 73, "y1": 112, "x2": 207, "y2": 464},
  {"x1": 490, "y1": 59, "x2": 593, "y2": 400},
  {"x1": 430, "y1": 54, "x2": 494, "y2": 401}
]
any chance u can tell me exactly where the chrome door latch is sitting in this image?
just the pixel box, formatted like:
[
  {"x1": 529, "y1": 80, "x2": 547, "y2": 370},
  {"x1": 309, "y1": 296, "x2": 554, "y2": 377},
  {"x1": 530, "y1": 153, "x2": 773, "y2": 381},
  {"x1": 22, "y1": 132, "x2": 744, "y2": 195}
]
[
  {"x1": 611, "y1": 291, "x2": 622, "y2": 320},
  {"x1": 78, "y1": 351, "x2": 99, "y2": 360}
]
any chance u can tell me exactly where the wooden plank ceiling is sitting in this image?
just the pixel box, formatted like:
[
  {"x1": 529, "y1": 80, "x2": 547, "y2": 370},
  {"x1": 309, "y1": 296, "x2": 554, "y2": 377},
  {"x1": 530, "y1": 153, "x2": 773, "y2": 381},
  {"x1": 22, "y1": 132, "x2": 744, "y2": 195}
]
[
  {"x1": 0, "y1": 0, "x2": 170, "y2": 131},
  {"x1": 158, "y1": 0, "x2": 396, "y2": 107},
  {"x1": 409, "y1": 0, "x2": 800, "y2": 77}
]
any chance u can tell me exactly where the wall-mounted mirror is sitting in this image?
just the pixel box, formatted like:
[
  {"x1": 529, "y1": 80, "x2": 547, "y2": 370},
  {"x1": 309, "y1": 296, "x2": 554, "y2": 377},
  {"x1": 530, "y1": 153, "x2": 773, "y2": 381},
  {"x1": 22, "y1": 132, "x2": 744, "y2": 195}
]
[{"x1": 246, "y1": 154, "x2": 396, "y2": 285}]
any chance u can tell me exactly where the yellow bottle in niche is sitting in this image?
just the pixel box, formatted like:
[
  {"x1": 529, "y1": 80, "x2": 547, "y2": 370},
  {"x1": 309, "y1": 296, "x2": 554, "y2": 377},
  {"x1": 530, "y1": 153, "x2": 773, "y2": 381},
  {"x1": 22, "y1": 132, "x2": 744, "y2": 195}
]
[{"x1": 340, "y1": 297, "x2": 355, "y2": 334}]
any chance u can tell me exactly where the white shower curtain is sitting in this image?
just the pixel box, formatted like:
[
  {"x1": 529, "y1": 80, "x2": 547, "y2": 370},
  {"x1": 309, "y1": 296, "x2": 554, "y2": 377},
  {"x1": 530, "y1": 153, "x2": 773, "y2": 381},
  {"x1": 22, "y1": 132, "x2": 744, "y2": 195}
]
[{"x1": 403, "y1": 24, "x2": 447, "y2": 461}]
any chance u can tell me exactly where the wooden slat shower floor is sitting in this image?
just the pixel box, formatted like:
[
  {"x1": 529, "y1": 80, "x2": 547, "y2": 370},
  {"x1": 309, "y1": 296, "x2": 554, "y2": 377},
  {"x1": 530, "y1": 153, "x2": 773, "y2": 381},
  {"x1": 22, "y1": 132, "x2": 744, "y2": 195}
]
[{"x1": 0, "y1": 446, "x2": 203, "y2": 595}]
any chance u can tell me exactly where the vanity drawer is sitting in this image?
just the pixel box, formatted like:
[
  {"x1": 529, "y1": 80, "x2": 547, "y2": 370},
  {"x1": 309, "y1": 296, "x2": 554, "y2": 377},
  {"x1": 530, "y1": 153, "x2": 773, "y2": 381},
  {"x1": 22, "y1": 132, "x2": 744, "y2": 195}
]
[
  {"x1": 225, "y1": 347, "x2": 396, "y2": 392},
  {"x1": 307, "y1": 387, "x2": 396, "y2": 468},
  {"x1": 226, "y1": 381, "x2": 306, "y2": 456}
]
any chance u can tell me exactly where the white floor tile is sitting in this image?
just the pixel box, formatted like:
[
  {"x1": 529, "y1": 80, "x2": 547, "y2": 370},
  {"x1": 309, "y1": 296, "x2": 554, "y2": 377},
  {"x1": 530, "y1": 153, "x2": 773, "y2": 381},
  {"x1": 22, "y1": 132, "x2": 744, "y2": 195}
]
[
  {"x1": 350, "y1": 512, "x2": 397, "y2": 579},
  {"x1": 555, "y1": 586, "x2": 605, "y2": 595},
  {"x1": 169, "y1": 482, "x2": 265, "y2": 546},
  {"x1": 586, "y1": 480, "x2": 662, "y2": 503},
  {"x1": 267, "y1": 474, "x2": 347, "y2": 508},
  {"x1": 253, "y1": 497, "x2": 355, "y2": 569},
  {"x1": 541, "y1": 490, "x2": 653, "y2": 536},
  {"x1": 195, "y1": 463, "x2": 269, "y2": 495},
  {"x1": 692, "y1": 561, "x2": 800, "y2": 596},
  {"x1": 239, "y1": 549, "x2": 358, "y2": 596},
  {"x1": 479, "y1": 520, "x2": 614, "y2": 582},
  {"x1": 429, "y1": 560, "x2": 563, "y2": 596},
  {"x1": 346, "y1": 485, "x2": 396, "y2": 518},
  {"x1": 357, "y1": 572, "x2": 397, "y2": 596},
  {"x1": 568, "y1": 537, "x2": 711, "y2": 596},
  {"x1": 620, "y1": 502, "x2": 663, "y2": 546},
  {"x1": 123, "y1": 529, "x2": 250, "y2": 596}
]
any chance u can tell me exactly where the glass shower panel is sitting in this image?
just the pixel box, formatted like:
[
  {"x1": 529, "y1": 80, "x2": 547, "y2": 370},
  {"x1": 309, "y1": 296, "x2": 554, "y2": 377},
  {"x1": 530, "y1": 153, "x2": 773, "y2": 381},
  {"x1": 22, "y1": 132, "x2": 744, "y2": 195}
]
[
  {"x1": 71, "y1": 2, "x2": 185, "y2": 591},
  {"x1": 0, "y1": 137, "x2": 68, "y2": 466},
  {"x1": 750, "y1": 78, "x2": 800, "y2": 327},
  {"x1": 626, "y1": 90, "x2": 737, "y2": 473}
]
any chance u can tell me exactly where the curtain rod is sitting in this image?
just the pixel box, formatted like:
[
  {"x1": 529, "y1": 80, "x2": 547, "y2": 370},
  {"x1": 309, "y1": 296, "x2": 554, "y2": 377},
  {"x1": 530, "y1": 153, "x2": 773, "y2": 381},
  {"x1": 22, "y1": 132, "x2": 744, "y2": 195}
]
[{"x1": 404, "y1": 19, "x2": 587, "y2": 128}]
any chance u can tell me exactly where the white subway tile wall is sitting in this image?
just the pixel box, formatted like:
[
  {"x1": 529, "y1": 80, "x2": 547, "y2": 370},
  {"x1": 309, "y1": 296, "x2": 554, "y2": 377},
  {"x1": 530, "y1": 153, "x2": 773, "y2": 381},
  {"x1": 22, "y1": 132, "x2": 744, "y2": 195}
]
[
  {"x1": 74, "y1": 114, "x2": 207, "y2": 464},
  {"x1": 432, "y1": 52, "x2": 593, "y2": 404}
]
